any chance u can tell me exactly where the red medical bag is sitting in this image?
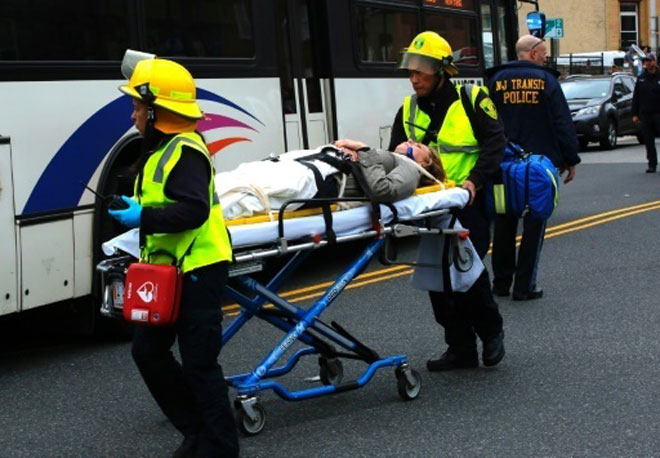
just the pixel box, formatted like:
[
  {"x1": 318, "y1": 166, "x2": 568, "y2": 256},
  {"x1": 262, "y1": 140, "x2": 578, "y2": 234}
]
[{"x1": 123, "y1": 262, "x2": 183, "y2": 326}]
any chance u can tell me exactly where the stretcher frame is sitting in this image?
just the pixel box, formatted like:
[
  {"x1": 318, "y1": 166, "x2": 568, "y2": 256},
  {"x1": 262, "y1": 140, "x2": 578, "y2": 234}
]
[{"x1": 96, "y1": 194, "x2": 472, "y2": 436}]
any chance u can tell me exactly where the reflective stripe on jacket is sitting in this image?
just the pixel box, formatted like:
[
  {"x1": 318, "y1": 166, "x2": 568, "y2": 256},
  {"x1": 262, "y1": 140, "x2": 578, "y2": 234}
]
[
  {"x1": 402, "y1": 84, "x2": 481, "y2": 185},
  {"x1": 134, "y1": 132, "x2": 232, "y2": 272}
]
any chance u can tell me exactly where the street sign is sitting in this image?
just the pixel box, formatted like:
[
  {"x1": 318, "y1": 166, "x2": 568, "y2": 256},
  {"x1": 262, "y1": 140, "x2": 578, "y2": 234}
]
[{"x1": 545, "y1": 18, "x2": 564, "y2": 38}]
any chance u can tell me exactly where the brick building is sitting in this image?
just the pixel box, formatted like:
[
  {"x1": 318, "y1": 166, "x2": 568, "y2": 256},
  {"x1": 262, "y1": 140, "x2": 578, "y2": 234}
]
[{"x1": 517, "y1": 0, "x2": 660, "y2": 54}]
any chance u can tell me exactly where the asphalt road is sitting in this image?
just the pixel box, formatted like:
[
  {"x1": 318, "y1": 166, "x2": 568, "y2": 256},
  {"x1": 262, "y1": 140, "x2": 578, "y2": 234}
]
[{"x1": 1, "y1": 139, "x2": 660, "y2": 457}]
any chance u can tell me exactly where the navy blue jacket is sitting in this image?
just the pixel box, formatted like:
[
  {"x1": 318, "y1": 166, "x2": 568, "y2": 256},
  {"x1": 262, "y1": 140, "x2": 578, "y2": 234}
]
[
  {"x1": 485, "y1": 61, "x2": 581, "y2": 169},
  {"x1": 632, "y1": 69, "x2": 660, "y2": 117}
]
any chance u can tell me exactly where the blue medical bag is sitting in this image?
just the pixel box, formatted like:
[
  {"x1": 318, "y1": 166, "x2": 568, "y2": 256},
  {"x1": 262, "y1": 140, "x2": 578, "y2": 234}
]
[{"x1": 486, "y1": 142, "x2": 560, "y2": 220}]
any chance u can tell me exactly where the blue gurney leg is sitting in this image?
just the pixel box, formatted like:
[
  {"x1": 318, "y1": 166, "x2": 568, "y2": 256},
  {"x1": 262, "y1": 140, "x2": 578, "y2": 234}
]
[{"x1": 231, "y1": 237, "x2": 422, "y2": 435}]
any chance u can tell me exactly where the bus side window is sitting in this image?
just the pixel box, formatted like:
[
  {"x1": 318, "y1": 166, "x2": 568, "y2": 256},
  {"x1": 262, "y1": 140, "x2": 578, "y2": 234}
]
[
  {"x1": 141, "y1": 0, "x2": 255, "y2": 58},
  {"x1": 0, "y1": 0, "x2": 130, "y2": 61},
  {"x1": 355, "y1": 5, "x2": 417, "y2": 64},
  {"x1": 424, "y1": 11, "x2": 481, "y2": 69}
]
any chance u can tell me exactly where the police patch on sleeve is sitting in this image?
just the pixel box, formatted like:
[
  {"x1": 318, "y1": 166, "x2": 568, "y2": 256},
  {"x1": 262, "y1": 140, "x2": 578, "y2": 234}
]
[{"x1": 479, "y1": 98, "x2": 498, "y2": 120}]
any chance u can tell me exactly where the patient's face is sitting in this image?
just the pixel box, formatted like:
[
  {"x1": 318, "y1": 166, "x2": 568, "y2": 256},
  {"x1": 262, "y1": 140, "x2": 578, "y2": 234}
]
[{"x1": 394, "y1": 140, "x2": 432, "y2": 167}]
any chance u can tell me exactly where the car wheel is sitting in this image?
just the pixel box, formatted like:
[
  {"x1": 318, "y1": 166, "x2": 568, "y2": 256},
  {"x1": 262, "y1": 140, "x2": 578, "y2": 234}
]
[
  {"x1": 599, "y1": 119, "x2": 617, "y2": 150},
  {"x1": 637, "y1": 133, "x2": 645, "y2": 145},
  {"x1": 579, "y1": 138, "x2": 589, "y2": 150}
]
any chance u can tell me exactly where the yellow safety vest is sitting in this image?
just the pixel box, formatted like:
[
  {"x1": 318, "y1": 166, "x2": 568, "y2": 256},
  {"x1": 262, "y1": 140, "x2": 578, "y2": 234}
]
[
  {"x1": 134, "y1": 132, "x2": 232, "y2": 272},
  {"x1": 402, "y1": 85, "x2": 482, "y2": 185}
]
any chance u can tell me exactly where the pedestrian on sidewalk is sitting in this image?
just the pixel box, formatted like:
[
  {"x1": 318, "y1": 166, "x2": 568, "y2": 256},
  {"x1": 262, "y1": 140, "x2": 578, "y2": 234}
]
[{"x1": 632, "y1": 54, "x2": 660, "y2": 173}]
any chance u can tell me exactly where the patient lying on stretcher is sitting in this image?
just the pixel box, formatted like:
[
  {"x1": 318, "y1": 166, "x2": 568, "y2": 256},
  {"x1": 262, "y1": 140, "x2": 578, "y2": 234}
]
[
  {"x1": 217, "y1": 139, "x2": 445, "y2": 220},
  {"x1": 334, "y1": 138, "x2": 444, "y2": 202}
]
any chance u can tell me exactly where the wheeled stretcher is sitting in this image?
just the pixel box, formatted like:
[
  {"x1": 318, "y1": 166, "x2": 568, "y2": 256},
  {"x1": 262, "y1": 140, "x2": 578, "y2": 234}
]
[{"x1": 97, "y1": 186, "x2": 478, "y2": 435}]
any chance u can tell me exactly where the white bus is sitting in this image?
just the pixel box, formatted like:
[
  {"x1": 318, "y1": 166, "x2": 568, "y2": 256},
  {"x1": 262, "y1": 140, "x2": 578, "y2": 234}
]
[{"x1": 0, "y1": 0, "x2": 518, "y2": 332}]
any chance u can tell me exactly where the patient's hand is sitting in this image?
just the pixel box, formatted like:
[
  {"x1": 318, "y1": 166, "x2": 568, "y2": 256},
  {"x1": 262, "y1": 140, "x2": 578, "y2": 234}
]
[{"x1": 335, "y1": 138, "x2": 367, "y2": 151}]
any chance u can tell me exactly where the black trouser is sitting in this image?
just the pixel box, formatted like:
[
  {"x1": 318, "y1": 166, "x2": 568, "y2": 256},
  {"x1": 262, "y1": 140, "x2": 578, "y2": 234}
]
[
  {"x1": 132, "y1": 262, "x2": 239, "y2": 458},
  {"x1": 641, "y1": 113, "x2": 660, "y2": 168},
  {"x1": 492, "y1": 214, "x2": 546, "y2": 295},
  {"x1": 428, "y1": 192, "x2": 503, "y2": 354}
]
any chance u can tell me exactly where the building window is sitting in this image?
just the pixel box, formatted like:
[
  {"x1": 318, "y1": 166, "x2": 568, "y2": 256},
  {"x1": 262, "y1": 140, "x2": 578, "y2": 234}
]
[{"x1": 620, "y1": 3, "x2": 639, "y2": 49}]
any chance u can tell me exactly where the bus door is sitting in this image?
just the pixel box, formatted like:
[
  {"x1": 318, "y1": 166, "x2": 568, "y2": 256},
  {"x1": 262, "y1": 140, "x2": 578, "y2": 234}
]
[
  {"x1": 276, "y1": 0, "x2": 332, "y2": 150},
  {"x1": 0, "y1": 137, "x2": 18, "y2": 315}
]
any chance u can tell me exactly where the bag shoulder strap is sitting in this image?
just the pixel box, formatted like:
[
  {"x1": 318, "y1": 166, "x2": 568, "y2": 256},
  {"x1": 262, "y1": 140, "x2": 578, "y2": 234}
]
[
  {"x1": 409, "y1": 93, "x2": 443, "y2": 146},
  {"x1": 144, "y1": 235, "x2": 197, "y2": 269},
  {"x1": 459, "y1": 84, "x2": 485, "y2": 147}
]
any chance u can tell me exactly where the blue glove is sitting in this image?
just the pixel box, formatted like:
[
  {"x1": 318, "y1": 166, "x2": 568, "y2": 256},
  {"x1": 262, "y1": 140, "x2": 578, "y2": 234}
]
[{"x1": 108, "y1": 196, "x2": 142, "y2": 228}]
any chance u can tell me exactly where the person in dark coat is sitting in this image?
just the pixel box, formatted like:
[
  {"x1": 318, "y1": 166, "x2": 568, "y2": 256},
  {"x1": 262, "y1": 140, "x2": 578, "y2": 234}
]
[
  {"x1": 485, "y1": 35, "x2": 580, "y2": 301},
  {"x1": 632, "y1": 54, "x2": 660, "y2": 173}
]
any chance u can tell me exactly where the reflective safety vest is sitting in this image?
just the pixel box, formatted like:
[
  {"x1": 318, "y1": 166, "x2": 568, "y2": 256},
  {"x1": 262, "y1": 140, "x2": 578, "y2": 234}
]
[
  {"x1": 402, "y1": 85, "x2": 483, "y2": 185},
  {"x1": 134, "y1": 132, "x2": 232, "y2": 272}
]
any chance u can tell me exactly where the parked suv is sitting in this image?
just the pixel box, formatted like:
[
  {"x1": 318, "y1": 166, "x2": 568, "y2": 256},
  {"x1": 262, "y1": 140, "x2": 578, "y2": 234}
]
[{"x1": 561, "y1": 74, "x2": 641, "y2": 150}]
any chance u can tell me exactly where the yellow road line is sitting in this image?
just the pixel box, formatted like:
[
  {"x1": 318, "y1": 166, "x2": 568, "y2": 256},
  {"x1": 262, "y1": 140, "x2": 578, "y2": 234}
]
[
  {"x1": 224, "y1": 268, "x2": 414, "y2": 317},
  {"x1": 545, "y1": 203, "x2": 660, "y2": 239},
  {"x1": 222, "y1": 201, "x2": 660, "y2": 312},
  {"x1": 509, "y1": 200, "x2": 660, "y2": 243},
  {"x1": 222, "y1": 264, "x2": 410, "y2": 312},
  {"x1": 545, "y1": 200, "x2": 660, "y2": 233},
  {"x1": 277, "y1": 264, "x2": 409, "y2": 298},
  {"x1": 291, "y1": 268, "x2": 414, "y2": 303},
  {"x1": 488, "y1": 203, "x2": 660, "y2": 253}
]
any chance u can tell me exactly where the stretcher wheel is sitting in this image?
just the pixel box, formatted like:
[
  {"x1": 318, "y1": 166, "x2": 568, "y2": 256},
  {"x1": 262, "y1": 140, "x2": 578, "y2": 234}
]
[
  {"x1": 395, "y1": 366, "x2": 421, "y2": 401},
  {"x1": 319, "y1": 357, "x2": 344, "y2": 385},
  {"x1": 236, "y1": 402, "x2": 266, "y2": 436},
  {"x1": 453, "y1": 246, "x2": 474, "y2": 273}
]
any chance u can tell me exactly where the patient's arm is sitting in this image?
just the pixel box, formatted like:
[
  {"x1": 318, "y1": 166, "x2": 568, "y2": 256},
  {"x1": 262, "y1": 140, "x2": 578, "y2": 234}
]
[{"x1": 356, "y1": 149, "x2": 419, "y2": 203}]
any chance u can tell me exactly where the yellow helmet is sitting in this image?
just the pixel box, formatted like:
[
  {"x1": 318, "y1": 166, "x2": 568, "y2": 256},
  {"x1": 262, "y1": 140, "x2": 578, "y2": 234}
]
[
  {"x1": 119, "y1": 54, "x2": 203, "y2": 120},
  {"x1": 399, "y1": 31, "x2": 459, "y2": 76}
]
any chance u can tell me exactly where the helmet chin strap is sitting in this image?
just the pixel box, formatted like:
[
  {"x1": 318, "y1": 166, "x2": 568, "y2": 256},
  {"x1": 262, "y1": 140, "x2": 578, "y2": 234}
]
[
  {"x1": 135, "y1": 82, "x2": 159, "y2": 152},
  {"x1": 142, "y1": 107, "x2": 158, "y2": 153}
]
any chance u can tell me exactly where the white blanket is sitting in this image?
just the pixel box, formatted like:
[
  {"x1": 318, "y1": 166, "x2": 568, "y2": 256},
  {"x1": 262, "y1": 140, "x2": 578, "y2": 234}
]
[{"x1": 216, "y1": 147, "x2": 341, "y2": 220}]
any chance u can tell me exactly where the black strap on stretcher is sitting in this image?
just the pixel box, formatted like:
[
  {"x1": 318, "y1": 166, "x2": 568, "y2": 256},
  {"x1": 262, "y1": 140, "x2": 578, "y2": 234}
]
[
  {"x1": 296, "y1": 159, "x2": 339, "y2": 243},
  {"x1": 276, "y1": 196, "x2": 399, "y2": 245},
  {"x1": 272, "y1": 145, "x2": 404, "y2": 245},
  {"x1": 294, "y1": 146, "x2": 387, "y2": 228}
]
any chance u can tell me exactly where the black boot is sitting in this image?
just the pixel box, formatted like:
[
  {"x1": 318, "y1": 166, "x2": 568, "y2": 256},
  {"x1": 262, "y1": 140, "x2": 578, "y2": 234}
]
[
  {"x1": 492, "y1": 285, "x2": 510, "y2": 297},
  {"x1": 482, "y1": 331, "x2": 505, "y2": 367},
  {"x1": 172, "y1": 435, "x2": 198, "y2": 458},
  {"x1": 512, "y1": 288, "x2": 543, "y2": 301},
  {"x1": 426, "y1": 348, "x2": 478, "y2": 371}
]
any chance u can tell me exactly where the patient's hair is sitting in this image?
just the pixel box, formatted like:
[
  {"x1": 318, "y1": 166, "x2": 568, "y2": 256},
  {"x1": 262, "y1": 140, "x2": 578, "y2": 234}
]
[{"x1": 419, "y1": 146, "x2": 445, "y2": 187}]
